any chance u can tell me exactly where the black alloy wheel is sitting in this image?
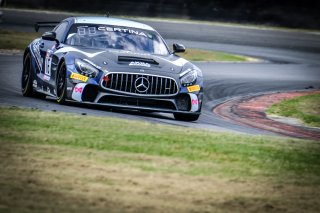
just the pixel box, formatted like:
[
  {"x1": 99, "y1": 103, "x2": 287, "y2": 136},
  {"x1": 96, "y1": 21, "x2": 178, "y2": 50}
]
[
  {"x1": 21, "y1": 53, "x2": 34, "y2": 96},
  {"x1": 56, "y1": 62, "x2": 67, "y2": 104}
]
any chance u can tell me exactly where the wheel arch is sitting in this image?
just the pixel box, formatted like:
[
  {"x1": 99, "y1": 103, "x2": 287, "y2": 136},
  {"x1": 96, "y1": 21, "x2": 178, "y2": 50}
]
[
  {"x1": 55, "y1": 57, "x2": 68, "y2": 103},
  {"x1": 21, "y1": 47, "x2": 42, "y2": 97},
  {"x1": 58, "y1": 57, "x2": 66, "y2": 70},
  {"x1": 23, "y1": 47, "x2": 30, "y2": 60},
  {"x1": 22, "y1": 47, "x2": 37, "y2": 77},
  {"x1": 21, "y1": 47, "x2": 34, "y2": 81},
  {"x1": 55, "y1": 57, "x2": 67, "y2": 79}
]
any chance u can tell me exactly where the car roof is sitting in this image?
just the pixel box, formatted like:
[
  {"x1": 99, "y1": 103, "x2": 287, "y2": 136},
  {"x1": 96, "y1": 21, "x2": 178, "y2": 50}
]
[{"x1": 72, "y1": 17, "x2": 155, "y2": 31}]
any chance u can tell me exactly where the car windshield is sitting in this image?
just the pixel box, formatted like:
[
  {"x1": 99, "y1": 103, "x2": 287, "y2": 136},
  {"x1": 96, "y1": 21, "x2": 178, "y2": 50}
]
[{"x1": 65, "y1": 24, "x2": 169, "y2": 55}]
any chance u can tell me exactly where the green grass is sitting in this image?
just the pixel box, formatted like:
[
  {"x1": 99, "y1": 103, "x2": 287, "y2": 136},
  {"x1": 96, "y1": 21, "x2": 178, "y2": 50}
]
[
  {"x1": 0, "y1": 30, "x2": 253, "y2": 62},
  {"x1": 0, "y1": 30, "x2": 41, "y2": 50},
  {"x1": 1, "y1": 107, "x2": 319, "y2": 182},
  {"x1": 1, "y1": 107, "x2": 320, "y2": 212},
  {"x1": 267, "y1": 93, "x2": 320, "y2": 127},
  {"x1": 176, "y1": 48, "x2": 251, "y2": 62}
]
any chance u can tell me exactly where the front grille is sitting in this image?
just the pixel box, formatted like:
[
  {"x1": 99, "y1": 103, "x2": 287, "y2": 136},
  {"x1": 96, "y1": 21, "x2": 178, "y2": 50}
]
[{"x1": 101, "y1": 73, "x2": 178, "y2": 96}]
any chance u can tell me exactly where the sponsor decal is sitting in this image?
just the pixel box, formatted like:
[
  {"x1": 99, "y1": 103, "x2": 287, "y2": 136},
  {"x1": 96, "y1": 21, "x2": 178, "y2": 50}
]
[
  {"x1": 44, "y1": 49, "x2": 53, "y2": 76},
  {"x1": 97, "y1": 26, "x2": 148, "y2": 37},
  {"x1": 74, "y1": 86, "x2": 83, "y2": 93},
  {"x1": 70, "y1": 73, "x2": 88, "y2": 82},
  {"x1": 71, "y1": 83, "x2": 87, "y2": 102},
  {"x1": 67, "y1": 87, "x2": 73, "y2": 91},
  {"x1": 187, "y1": 85, "x2": 200, "y2": 93},
  {"x1": 77, "y1": 26, "x2": 149, "y2": 38},
  {"x1": 189, "y1": 94, "x2": 199, "y2": 112},
  {"x1": 129, "y1": 61, "x2": 151, "y2": 68},
  {"x1": 191, "y1": 99, "x2": 199, "y2": 105}
]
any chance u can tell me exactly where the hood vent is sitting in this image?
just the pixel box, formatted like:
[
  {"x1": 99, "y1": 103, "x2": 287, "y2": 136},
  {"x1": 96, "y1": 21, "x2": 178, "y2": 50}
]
[{"x1": 118, "y1": 56, "x2": 159, "y2": 65}]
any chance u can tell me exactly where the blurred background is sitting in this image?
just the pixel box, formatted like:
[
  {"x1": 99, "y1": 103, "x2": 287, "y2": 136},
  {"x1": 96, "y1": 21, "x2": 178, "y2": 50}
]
[{"x1": 1, "y1": 0, "x2": 320, "y2": 29}]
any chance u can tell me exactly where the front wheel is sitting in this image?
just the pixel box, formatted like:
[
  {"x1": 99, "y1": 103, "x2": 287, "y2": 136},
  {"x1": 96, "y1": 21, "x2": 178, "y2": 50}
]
[
  {"x1": 21, "y1": 53, "x2": 35, "y2": 97},
  {"x1": 56, "y1": 62, "x2": 67, "y2": 104},
  {"x1": 173, "y1": 113, "x2": 200, "y2": 122}
]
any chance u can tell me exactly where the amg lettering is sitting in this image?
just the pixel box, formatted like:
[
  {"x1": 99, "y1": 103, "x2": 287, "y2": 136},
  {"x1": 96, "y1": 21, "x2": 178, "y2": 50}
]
[{"x1": 129, "y1": 61, "x2": 151, "y2": 67}]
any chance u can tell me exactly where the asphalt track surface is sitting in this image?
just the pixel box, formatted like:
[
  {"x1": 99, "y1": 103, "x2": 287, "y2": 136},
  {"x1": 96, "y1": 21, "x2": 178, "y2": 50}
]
[{"x1": 1, "y1": 8, "x2": 320, "y2": 136}]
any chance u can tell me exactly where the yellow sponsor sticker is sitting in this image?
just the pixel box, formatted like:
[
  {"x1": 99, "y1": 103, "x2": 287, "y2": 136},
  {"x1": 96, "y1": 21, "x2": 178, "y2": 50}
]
[
  {"x1": 187, "y1": 85, "x2": 200, "y2": 92},
  {"x1": 70, "y1": 73, "x2": 88, "y2": 82}
]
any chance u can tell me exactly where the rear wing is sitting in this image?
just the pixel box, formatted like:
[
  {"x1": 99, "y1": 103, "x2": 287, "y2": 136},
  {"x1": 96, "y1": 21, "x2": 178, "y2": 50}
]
[{"x1": 34, "y1": 22, "x2": 60, "y2": 32}]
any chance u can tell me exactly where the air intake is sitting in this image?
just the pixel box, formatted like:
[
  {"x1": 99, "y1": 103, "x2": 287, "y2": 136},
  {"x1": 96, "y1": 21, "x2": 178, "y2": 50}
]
[{"x1": 118, "y1": 56, "x2": 159, "y2": 65}]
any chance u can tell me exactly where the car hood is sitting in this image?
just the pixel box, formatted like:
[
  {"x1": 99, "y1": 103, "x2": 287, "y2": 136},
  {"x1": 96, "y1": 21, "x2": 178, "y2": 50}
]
[{"x1": 61, "y1": 46, "x2": 191, "y2": 74}]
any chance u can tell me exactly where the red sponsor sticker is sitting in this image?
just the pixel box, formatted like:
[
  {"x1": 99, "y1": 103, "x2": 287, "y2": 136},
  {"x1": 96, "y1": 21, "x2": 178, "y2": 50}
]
[
  {"x1": 191, "y1": 99, "x2": 198, "y2": 105},
  {"x1": 74, "y1": 86, "x2": 83, "y2": 93}
]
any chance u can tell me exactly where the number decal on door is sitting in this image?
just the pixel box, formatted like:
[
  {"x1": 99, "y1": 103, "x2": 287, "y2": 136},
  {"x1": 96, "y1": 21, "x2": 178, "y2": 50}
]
[{"x1": 44, "y1": 49, "x2": 53, "y2": 77}]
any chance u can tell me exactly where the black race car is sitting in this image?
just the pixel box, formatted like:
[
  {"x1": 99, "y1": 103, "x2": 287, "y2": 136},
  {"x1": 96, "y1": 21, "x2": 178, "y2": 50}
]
[{"x1": 21, "y1": 17, "x2": 203, "y2": 121}]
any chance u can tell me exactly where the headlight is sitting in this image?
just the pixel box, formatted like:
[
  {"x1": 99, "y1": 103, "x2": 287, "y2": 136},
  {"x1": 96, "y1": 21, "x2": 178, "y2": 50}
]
[
  {"x1": 75, "y1": 59, "x2": 99, "y2": 78},
  {"x1": 180, "y1": 69, "x2": 197, "y2": 86}
]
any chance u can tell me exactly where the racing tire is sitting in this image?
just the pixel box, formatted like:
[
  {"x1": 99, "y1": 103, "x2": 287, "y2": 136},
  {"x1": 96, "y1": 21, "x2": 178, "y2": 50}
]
[
  {"x1": 21, "y1": 53, "x2": 35, "y2": 97},
  {"x1": 21, "y1": 53, "x2": 45, "y2": 98},
  {"x1": 21, "y1": 53, "x2": 40, "y2": 97},
  {"x1": 173, "y1": 113, "x2": 200, "y2": 122},
  {"x1": 56, "y1": 62, "x2": 67, "y2": 104}
]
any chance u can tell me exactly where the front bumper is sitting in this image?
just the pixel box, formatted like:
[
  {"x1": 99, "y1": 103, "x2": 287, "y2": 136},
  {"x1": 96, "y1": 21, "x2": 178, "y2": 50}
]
[{"x1": 66, "y1": 81, "x2": 203, "y2": 114}]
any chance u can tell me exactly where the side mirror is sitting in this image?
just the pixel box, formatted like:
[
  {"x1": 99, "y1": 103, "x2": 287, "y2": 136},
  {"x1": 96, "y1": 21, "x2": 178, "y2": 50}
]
[
  {"x1": 42, "y1": 31, "x2": 59, "y2": 45},
  {"x1": 172, "y1": 43, "x2": 186, "y2": 54}
]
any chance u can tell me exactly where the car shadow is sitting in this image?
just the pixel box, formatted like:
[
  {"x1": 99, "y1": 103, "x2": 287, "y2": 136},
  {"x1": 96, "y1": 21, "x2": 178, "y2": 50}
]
[{"x1": 44, "y1": 96, "x2": 176, "y2": 121}]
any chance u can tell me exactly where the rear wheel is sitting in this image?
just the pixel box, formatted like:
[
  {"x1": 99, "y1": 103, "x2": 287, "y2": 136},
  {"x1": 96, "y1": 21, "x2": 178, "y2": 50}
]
[
  {"x1": 173, "y1": 113, "x2": 200, "y2": 121},
  {"x1": 21, "y1": 53, "x2": 35, "y2": 96},
  {"x1": 56, "y1": 62, "x2": 67, "y2": 104}
]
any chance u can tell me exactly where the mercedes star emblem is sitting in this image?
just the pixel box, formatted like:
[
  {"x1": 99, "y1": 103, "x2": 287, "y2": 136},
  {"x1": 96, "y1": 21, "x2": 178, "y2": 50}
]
[{"x1": 135, "y1": 77, "x2": 150, "y2": 93}]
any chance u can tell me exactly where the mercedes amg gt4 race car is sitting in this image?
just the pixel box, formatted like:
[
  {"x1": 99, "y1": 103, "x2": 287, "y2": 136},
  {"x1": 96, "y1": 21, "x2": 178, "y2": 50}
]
[{"x1": 21, "y1": 17, "x2": 203, "y2": 121}]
